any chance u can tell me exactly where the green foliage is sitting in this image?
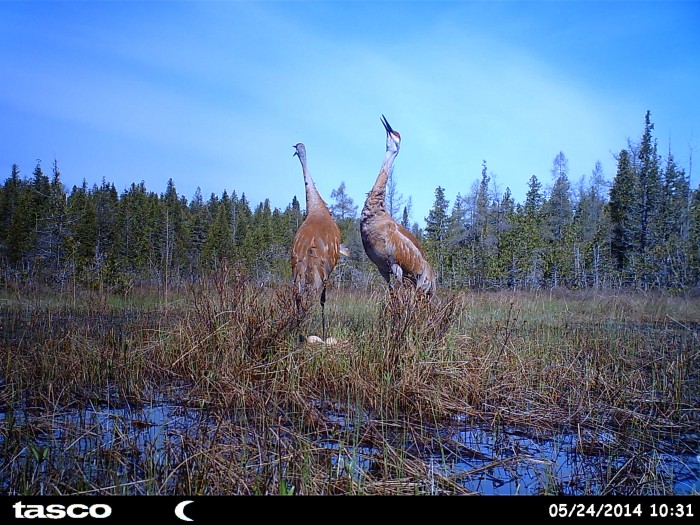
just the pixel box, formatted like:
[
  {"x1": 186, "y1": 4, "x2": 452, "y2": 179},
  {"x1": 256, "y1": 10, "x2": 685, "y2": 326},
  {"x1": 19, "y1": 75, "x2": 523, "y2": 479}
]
[
  {"x1": 202, "y1": 194, "x2": 235, "y2": 267},
  {"x1": 511, "y1": 175, "x2": 546, "y2": 288},
  {"x1": 542, "y1": 154, "x2": 574, "y2": 286},
  {"x1": 605, "y1": 112, "x2": 696, "y2": 289},
  {"x1": 687, "y1": 184, "x2": 700, "y2": 280},
  {"x1": 609, "y1": 149, "x2": 637, "y2": 274},
  {"x1": 424, "y1": 186, "x2": 450, "y2": 284},
  {"x1": 1, "y1": 110, "x2": 697, "y2": 292},
  {"x1": 2, "y1": 165, "x2": 33, "y2": 267}
]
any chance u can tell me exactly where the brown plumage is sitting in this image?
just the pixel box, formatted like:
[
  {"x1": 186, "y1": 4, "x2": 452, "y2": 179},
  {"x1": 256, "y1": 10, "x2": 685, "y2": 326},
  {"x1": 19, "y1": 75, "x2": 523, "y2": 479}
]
[
  {"x1": 291, "y1": 142, "x2": 347, "y2": 340},
  {"x1": 361, "y1": 115, "x2": 436, "y2": 295}
]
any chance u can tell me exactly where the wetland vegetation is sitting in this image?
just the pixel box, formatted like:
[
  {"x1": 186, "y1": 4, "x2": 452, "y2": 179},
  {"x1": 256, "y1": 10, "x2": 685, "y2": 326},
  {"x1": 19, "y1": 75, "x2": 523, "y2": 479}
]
[{"x1": 1, "y1": 272, "x2": 698, "y2": 495}]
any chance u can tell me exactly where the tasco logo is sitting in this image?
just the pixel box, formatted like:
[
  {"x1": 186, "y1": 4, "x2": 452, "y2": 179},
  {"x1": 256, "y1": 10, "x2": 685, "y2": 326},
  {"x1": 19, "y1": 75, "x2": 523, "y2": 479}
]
[{"x1": 13, "y1": 502, "x2": 112, "y2": 519}]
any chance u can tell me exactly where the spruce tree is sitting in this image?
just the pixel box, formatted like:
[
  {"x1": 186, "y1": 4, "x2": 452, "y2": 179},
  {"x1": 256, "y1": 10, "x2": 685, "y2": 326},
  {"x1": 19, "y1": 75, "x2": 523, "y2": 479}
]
[
  {"x1": 188, "y1": 187, "x2": 209, "y2": 274},
  {"x1": 688, "y1": 185, "x2": 700, "y2": 284},
  {"x1": 202, "y1": 194, "x2": 234, "y2": 269},
  {"x1": 446, "y1": 193, "x2": 468, "y2": 287},
  {"x1": 608, "y1": 149, "x2": 638, "y2": 276},
  {"x1": 424, "y1": 186, "x2": 450, "y2": 284},
  {"x1": 658, "y1": 151, "x2": 691, "y2": 288},
  {"x1": 515, "y1": 175, "x2": 545, "y2": 288},
  {"x1": 0, "y1": 165, "x2": 24, "y2": 265},
  {"x1": 542, "y1": 154, "x2": 573, "y2": 287},
  {"x1": 401, "y1": 206, "x2": 410, "y2": 229},
  {"x1": 493, "y1": 187, "x2": 516, "y2": 287},
  {"x1": 46, "y1": 159, "x2": 68, "y2": 280},
  {"x1": 234, "y1": 193, "x2": 253, "y2": 263},
  {"x1": 65, "y1": 181, "x2": 97, "y2": 282},
  {"x1": 637, "y1": 111, "x2": 663, "y2": 284}
]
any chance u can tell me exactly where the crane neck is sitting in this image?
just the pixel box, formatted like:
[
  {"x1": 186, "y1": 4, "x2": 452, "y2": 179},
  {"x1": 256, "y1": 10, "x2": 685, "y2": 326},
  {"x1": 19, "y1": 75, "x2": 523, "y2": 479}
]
[
  {"x1": 298, "y1": 153, "x2": 327, "y2": 215},
  {"x1": 364, "y1": 150, "x2": 397, "y2": 213}
]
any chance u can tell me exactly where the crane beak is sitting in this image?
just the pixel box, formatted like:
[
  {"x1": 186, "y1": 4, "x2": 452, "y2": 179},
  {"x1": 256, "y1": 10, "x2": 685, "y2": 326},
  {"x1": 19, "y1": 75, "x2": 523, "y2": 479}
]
[
  {"x1": 381, "y1": 114, "x2": 394, "y2": 134},
  {"x1": 293, "y1": 146, "x2": 298, "y2": 157}
]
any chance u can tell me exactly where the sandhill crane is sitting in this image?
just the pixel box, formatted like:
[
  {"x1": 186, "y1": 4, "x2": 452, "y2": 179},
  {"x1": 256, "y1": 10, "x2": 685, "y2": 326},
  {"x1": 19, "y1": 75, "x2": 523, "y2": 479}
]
[
  {"x1": 291, "y1": 142, "x2": 347, "y2": 341},
  {"x1": 360, "y1": 115, "x2": 436, "y2": 296}
]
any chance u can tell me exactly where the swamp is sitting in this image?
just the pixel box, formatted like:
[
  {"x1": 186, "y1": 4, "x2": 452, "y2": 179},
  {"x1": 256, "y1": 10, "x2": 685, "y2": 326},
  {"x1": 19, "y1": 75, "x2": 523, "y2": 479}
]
[{"x1": 1, "y1": 271, "x2": 699, "y2": 495}]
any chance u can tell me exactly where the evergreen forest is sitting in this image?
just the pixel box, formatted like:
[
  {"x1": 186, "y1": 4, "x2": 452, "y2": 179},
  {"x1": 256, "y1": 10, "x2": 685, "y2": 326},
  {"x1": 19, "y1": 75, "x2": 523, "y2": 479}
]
[{"x1": 2, "y1": 111, "x2": 699, "y2": 295}]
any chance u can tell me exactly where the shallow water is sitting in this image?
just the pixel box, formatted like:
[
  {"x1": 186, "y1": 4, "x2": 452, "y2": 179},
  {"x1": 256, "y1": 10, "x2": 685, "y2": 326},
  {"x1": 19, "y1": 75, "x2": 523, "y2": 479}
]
[
  {"x1": 2, "y1": 403, "x2": 697, "y2": 495},
  {"x1": 434, "y1": 426, "x2": 699, "y2": 495}
]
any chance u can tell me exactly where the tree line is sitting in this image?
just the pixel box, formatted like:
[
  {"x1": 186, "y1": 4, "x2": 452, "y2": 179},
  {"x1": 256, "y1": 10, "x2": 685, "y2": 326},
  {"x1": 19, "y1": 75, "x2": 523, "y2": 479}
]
[{"x1": 1, "y1": 111, "x2": 699, "y2": 295}]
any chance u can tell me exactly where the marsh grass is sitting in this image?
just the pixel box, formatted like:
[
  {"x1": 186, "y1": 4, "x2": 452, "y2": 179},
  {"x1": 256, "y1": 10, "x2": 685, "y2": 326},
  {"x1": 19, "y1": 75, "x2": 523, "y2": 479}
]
[{"x1": 1, "y1": 275, "x2": 698, "y2": 495}]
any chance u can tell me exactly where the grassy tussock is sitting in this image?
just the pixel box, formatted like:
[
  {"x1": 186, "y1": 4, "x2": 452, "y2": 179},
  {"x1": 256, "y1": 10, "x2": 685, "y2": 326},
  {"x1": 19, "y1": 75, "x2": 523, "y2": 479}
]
[{"x1": 1, "y1": 277, "x2": 698, "y2": 494}]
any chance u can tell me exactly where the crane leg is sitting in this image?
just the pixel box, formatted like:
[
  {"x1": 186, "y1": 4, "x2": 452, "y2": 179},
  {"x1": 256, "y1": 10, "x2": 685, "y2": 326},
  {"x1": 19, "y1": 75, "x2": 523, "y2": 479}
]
[
  {"x1": 380, "y1": 269, "x2": 392, "y2": 290},
  {"x1": 295, "y1": 293, "x2": 305, "y2": 344},
  {"x1": 320, "y1": 287, "x2": 327, "y2": 341}
]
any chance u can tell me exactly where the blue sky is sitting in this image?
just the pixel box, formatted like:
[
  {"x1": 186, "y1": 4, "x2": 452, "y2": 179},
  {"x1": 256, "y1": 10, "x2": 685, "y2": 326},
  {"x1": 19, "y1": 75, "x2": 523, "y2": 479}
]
[{"x1": 1, "y1": 1, "x2": 699, "y2": 227}]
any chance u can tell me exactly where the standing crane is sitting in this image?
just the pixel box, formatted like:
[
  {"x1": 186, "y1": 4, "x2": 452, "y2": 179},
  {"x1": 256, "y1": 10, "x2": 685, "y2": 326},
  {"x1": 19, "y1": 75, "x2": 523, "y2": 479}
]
[
  {"x1": 360, "y1": 115, "x2": 436, "y2": 295},
  {"x1": 291, "y1": 142, "x2": 347, "y2": 342}
]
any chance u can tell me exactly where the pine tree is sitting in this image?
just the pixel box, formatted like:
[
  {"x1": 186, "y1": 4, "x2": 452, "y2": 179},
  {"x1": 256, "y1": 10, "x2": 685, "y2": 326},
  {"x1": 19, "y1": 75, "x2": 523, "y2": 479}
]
[
  {"x1": 542, "y1": 153, "x2": 573, "y2": 287},
  {"x1": 0, "y1": 164, "x2": 24, "y2": 266},
  {"x1": 446, "y1": 193, "x2": 468, "y2": 287},
  {"x1": 608, "y1": 149, "x2": 638, "y2": 277},
  {"x1": 659, "y1": 150, "x2": 691, "y2": 288},
  {"x1": 283, "y1": 196, "x2": 303, "y2": 246},
  {"x1": 424, "y1": 186, "x2": 450, "y2": 285},
  {"x1": 248, "y1": 199, "x2": 274, "y2": 277},
  {"x1": 65, "y1": 180, "x2": 97, "y2": 283},
  {"x1": 160, "y1": 178, "x2": 193, "y2": 283},
  {"x1": 187, "y1": 187, "x2": 209, "y2": 275},
  {"x1": 474, "y1": 161, "x2": 494, "y2": 287},
  {"x1": 28, "y1": 161, "x2": 52, "y2": 267},
  {"x1": 524, "y1": 174, "x2": 543, "y2": 214},
  {"x1": 493, "y1": 187, "x2": 516, "y2": 286},
  {"x1": 637, "y1": 111, "x2": 663, "y2": 284},
  {"x1": 46, "y1": 159, "x2": 68, "y2": 280},
  {"x1": 286, "y1": 195, "x2": 303, "y2": 233},
  {"x1": 94, "y1": 179, "x2": 119, "y2": 281},
  {"x1": 514, "y1": 175, "x2": 546, "y2": 288},
  {"x1": 688, "y1": 185, "x2": 700, "y2": 285},
  {"x1": 401, "y1": 206, "x2": 410, "y2": 229},
  {"x1": 202, "y1": 193, "x2": 235, "y2": 268},
  {"x1": 115, "y1": 182, "x2": 156, "y2": 279},
  {"x1": 233, "y1": 193, "x2": 253, "y2": 264}
]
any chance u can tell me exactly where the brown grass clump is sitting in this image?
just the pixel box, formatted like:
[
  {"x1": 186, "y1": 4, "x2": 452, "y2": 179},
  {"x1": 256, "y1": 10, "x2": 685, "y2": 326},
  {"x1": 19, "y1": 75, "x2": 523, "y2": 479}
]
[{"x1": 0, "y1": 279, "x2": 698, "y2": 495}]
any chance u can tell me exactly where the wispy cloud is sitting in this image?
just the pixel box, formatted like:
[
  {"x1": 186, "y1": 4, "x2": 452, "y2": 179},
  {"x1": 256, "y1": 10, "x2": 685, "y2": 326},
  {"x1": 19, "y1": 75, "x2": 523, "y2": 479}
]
[{"x1": 1, "y1": 1, "x2": 697, "y2": 223}]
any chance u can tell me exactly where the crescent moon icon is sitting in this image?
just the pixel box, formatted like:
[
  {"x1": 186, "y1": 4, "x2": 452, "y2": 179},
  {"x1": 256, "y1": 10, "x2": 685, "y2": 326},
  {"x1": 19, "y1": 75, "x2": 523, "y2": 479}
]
[{"x1": 175, "y1": 500, "x2": 194, "y2": 522}]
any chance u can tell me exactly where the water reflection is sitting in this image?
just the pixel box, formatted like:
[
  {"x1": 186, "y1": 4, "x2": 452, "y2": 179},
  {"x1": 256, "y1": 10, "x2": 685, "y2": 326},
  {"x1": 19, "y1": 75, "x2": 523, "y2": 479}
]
[
  {"x1": 429, "y1": 426, "x2": 700, "y2": 495},
  {"x1": 1, "y1": 403, "x2": 698, "y2": 495}
]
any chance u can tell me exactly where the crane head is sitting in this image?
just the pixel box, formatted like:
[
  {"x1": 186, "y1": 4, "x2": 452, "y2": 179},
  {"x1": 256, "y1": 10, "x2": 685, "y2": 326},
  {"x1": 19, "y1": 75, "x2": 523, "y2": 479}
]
[
  {"x1": 381, "y1": 114, "x2": 401, "y2": 154},
  {"x1": 293, "y1": 143, "x2": 306, "y2": 158}
]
